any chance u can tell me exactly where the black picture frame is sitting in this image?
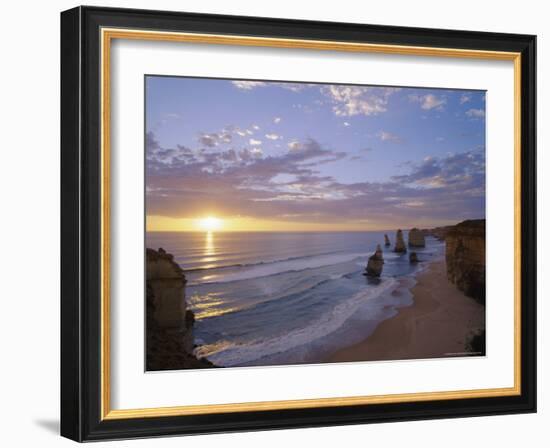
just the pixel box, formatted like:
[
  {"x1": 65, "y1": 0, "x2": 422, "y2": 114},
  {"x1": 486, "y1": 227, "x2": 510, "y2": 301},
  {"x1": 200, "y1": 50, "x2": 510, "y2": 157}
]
[{"x1": 61, "y1": 5, "x2": 536, "y2": 442}]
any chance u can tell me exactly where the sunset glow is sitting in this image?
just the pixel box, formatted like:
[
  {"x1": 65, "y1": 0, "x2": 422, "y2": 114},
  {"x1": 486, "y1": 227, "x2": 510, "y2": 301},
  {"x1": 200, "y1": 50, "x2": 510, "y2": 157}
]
[
  {"x1": 145, "y1": 77, "x2": 486, "y2": 232},
  {"x1": 144, "y1": 75, "x2": 488, "y2": 371},
  {"x1": 197, "y1": 216, "x2": 223, "y2": 232}
]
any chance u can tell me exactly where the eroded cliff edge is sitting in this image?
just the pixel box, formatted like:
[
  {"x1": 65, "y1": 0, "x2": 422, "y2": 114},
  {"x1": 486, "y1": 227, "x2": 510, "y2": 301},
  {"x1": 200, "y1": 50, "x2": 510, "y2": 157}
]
[
  {"x1": 445, "y1": 219, "x2": 486, "y2": 304},
  {"x1": 408, "y1": 228, "x2": 425, "y2": 248},
  {"x1": 146, "y1": 248, "x2": 215, "y2": 370}
]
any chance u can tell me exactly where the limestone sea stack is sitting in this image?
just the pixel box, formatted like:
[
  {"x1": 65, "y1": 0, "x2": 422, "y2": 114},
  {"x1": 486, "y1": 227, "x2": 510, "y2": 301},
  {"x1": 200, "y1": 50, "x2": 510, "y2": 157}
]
[
  {"x1": 445, "y1": 219, "x2": 486, "y2": 304},
  {"x1": 408, "y1": 227, "x2": 426, "y2": 248},
  {"x1": 409, "y1": 252, "x2": 419, "y2": 263},
  {"x1": 384, "y1": 234, "x2": 391, "y2": 247},
  {"x1": 365, "y1": 244, "x2": 384, "y2": 277},
  {"x1": 394, "y1": 229, "x2": 407, "y2": 254},
  {"x1": 146, "y1": 247, "x2": 215, "y2": 370}
]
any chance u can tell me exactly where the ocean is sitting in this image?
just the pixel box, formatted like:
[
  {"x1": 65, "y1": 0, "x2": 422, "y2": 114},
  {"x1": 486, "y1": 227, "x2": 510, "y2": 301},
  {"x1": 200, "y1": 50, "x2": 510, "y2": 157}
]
[{"x1": 146, "y1": 231, "x2": 445, "y2": 367}]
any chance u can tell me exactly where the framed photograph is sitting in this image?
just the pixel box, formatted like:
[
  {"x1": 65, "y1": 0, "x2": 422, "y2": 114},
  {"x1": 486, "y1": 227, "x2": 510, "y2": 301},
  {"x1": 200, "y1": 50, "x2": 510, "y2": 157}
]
[{"x1": 60, "y1": 6, "x2": 536, "y2": 441}]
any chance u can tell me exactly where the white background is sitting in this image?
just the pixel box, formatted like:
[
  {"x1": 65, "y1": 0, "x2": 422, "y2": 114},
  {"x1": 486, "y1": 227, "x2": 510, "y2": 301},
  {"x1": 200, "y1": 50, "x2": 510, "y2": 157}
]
[
  {"x1": 0, "y1": 0, "x2": 547, "y2": 446},
  {"x1": 111, "y1": 39, "x2": 515, "y2": 409}
]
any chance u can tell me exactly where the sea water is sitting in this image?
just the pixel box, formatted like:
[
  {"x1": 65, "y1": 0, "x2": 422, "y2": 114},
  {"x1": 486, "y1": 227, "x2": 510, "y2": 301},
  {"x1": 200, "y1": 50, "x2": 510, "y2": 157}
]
[{"x1": 146, "y1": 231, "x2": 445, "y2": 367}]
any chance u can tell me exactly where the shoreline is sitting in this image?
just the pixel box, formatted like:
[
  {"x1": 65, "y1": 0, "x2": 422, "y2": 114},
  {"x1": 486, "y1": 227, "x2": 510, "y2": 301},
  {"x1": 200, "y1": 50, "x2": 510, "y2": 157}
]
[{"x1": 326, "y1": 259, "x2": 485, "y2": 363}]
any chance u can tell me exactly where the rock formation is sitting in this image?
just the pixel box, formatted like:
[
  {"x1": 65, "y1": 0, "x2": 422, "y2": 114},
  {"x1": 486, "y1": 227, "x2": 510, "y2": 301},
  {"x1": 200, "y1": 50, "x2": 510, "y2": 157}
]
[
  {"x1": 365, "y1": 244, "x2": 384, "y2": 277},
  {"x1": 409, "y1": 252, "x2": 419, "y2": 263},
  {"x1": 422, "y1": 226, "x2": 452, "y2": 241},
  {"x1": 147, "y1": 248, "x2": 189, "y2": 335},
  {"x1": 408, "y1": 228, "x2": 426, "y2": 248},
  {"x1": 146, "y1": 248, "x2": 215, "y2": 370},
  {"x1": 384, "y1": 234, "x2": 391, "y2": 247},
  {"x1": 466, "y1": 329, "x2": 486, "y2": 355},
  {"x1": 393, "y1": 229, "x2": 407, "y2": 254},
  {"x1": 445, "y1": 220, "x2": 486, "y2": 304}
]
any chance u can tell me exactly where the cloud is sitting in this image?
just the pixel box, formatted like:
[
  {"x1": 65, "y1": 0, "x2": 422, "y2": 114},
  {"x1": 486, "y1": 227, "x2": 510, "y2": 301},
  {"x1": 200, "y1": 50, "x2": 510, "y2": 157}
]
[
  {"x1": 466, "y1": 108, "x2": 485, "y2": 118},
  {"x1": 198, "y1": 131, "x2": 232, "y2": 147},
  {"x1": 249, "y1": 138, "x2": 262, "y2": 146},
  {"x1": 237, "y1": 147, "x2": 263, "y2": 159},
  {"x1": 231, "y1": 81, "x2": 267, "y2": 90},
  {"x1": 396, "y1": 201, "x2": 425, "y2": 208},
  {"x1": 377, "y1": 131, "x2": 403, "y2": 143},
  {"x1": 237, "y1": 147, "x2": 264, "y2": 161},
  {"x1": 321, "y1": 86, "x2": 400, "y2": 117},
  {"x1": 392, "y1": 147, "x2": 485, "y2": 191},
  {"x1": 146, "y1": 131, "x2": 161, "y2": 151},
  {"x1": 250, "y1": 147, "x2": 263, "y2": 156},
  {"x1": 273, "y1": 117, "x2": 281, "y2": 124},
  {"x1": 265, "y1": 133, "x2": 281, "y2": 140},
  {"x1": 146, "y1": 130, "x2": 484, "y2": 228},
  {"x1": 146, "y1": 133, "x2": 198, "y2": 166},
  {"x1": 279, "y1": 83, "x2": 310, "y2": 92},
  {"x1": 219, "y1": 149, "x2": 238, "y2": 162},
  {"x1": 252, "y1": 125, "x2": 260, "y2": 130},
  {"x1": 198, "y1": 133, "x2": 219, "y2": 147},
  {"x1": 231, "y1": 80, "x2": 314, "y2": 92},
  {"x1": 343, "y1": 122, "x2": 351, "y2": 127},
  {"x1": 288, "y1": 140, "x2": 301, "y2": 151},
  {"x1": 408, "y1": 93, "x2": 446, "y2": 110},
  {"x1": 460, "y1": 93, "x2": 472, "y2": 104}
]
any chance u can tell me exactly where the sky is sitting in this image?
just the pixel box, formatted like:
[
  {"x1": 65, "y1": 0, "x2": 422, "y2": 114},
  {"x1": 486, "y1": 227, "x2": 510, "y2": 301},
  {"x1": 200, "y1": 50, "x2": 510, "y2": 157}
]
[{"x1": 145, "y1": 76, "x2": 486, "y2": 232}]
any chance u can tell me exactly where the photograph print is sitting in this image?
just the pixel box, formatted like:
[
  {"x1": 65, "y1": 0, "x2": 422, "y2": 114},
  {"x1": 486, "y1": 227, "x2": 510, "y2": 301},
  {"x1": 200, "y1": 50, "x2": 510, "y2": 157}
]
[{"x1": 145, "y1": 76, "x2": 486, "y2": 371}]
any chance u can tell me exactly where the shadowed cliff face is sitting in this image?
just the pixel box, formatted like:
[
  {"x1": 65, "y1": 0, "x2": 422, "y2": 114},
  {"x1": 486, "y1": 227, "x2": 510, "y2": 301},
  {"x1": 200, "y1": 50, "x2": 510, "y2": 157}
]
[
  {"x1": 365, "y1": 244, "x2": 384, "y2": 277},
  {"x1": 408, "y1": 228, "x2": 425, "y2": 248},
  {"x1": 421, "y1": 226, "x2": 452, "y2": 241},
  {"x1": 394, "y1": 229, "x2": 407, "y2": 253},
  {"x1": 146, "y1": 248, "x2": 215, "y2": 370},
  {"x1": 146, "y1": 248, "x2": 189, "y2": 332},
  {"x1": 445, "y1": 220, "x2": 486, "y2": 304}
]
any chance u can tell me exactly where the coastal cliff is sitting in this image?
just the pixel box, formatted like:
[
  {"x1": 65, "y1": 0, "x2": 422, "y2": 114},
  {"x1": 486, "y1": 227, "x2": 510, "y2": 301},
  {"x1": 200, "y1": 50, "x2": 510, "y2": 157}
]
[
  {"x1": 445, "y1": 220, "x2": 486, "y2": 304},
  {"x1": 421, "y1": 226, "x2": 452, "y2": 241},
  {"x1": 146, "y1": 248, "x2": 215, "y2": 370},
  {"x1": 408, "y1": 228, "x2": 425, "y2": 248}
]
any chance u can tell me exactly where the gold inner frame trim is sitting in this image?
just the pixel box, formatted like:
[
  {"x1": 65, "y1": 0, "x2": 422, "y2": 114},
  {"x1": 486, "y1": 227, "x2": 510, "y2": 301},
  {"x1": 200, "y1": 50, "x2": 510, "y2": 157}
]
[{"x1": 100, "y1": 27, "x2": 522, "y2": 421}]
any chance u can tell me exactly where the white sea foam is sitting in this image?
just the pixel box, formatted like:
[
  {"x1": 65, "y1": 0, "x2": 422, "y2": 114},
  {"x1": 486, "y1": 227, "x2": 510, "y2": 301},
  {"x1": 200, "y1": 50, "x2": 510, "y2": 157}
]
[{"x1": 195, "y1": 277, "x2": 399, "y2": 366}]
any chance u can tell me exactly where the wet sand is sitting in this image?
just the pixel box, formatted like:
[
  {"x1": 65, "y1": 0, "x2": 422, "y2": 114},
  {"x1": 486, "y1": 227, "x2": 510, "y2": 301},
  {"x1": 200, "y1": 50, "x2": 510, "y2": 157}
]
[{"x1": 327, "y1": 260, "x2": 485, "y2": 363}]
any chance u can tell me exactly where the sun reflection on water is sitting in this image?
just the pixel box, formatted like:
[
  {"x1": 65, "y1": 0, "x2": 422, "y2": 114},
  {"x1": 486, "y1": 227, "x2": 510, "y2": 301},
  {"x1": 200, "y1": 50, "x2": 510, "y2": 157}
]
[
  {"x1": 200, "y1": 231, "x2": 217, "y2": 265},
  {"x1": 205, "y1": 231, "x2": 214, "y2": 252},
  {"x1": 188, "y1": 232, "x2": 235, "y2": 319},
  {"x1": 189, "y1": 291, "x2": 239, "y2": 320}
]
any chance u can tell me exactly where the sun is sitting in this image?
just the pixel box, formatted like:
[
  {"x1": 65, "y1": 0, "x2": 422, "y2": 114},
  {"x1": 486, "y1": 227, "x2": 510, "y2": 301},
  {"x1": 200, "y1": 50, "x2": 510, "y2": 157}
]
[{"x1": 197, "y1": 216, "x2": 223, "y2": 232}]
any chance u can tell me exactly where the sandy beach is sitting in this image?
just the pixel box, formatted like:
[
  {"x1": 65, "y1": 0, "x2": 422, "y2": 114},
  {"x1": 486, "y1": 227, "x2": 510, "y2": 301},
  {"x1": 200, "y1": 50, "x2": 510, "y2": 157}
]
[{"x1": 327, "y1": 259, "x2": 485, "y2": 363}]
